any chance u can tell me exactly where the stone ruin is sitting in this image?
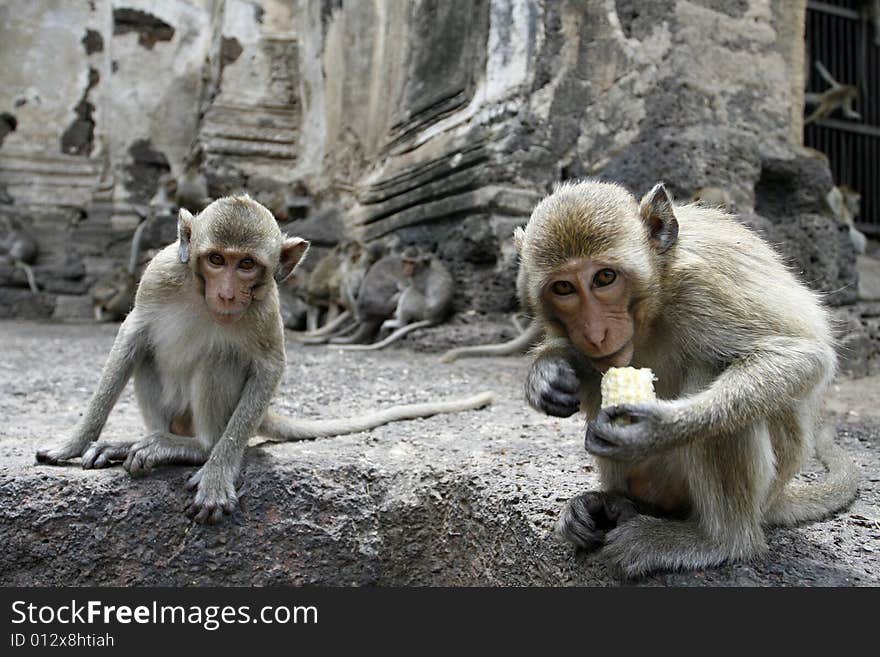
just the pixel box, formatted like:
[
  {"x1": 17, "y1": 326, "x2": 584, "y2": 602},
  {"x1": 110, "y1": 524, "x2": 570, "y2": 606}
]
[{"x1": 0, "y1": 0, "x2": 877, "y2": 373}]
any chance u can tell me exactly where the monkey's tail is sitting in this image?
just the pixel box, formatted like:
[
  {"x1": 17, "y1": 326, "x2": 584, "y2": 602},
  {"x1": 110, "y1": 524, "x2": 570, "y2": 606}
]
[
  {"x1": 764, "y1": 425, "x2": 860, "y2": 527},
  {"x1": 336, "y1": 319, "x2": 434, "y2": 352},
  {"x1": 257, "y1": 391, "x2": 495, "y2": 441},
  {"x1": 440, "y1": 321, "x2": 541, "y2": 363},
  {"x1": 293, "y1": 310, "x2": 353, "y2": 340}
]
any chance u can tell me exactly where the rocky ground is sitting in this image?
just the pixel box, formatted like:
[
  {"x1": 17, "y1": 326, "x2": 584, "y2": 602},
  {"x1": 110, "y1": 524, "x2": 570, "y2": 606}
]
[{"x1": 0, "y1": 318, "x2": 878, "y2": 586}]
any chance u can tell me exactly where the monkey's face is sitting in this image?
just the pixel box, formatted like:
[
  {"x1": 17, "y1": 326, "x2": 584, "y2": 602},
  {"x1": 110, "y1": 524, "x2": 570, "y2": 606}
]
[
  {"x1": 401, "y1": 258, "x2": 419, "y2": 277},
  {"x1": 199, "y1": 249, "x2": 266, "y2": 324},
  {"x1": 542, "y1": 258, "x2": 635, "y2": 373}
]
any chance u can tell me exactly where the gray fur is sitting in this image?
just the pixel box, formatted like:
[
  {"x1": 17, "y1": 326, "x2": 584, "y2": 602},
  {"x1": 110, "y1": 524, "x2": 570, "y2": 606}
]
[
  {"x1": 520, "y1": 179, "x2": 860, "y2": 577},
  {"x1": 36, "y1": 196, "x2": 495, "y2": 524}
]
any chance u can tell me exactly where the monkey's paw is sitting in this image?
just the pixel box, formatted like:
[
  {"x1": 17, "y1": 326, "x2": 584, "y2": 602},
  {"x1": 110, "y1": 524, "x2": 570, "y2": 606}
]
[
  {"x1": 35, "y1": 442, "x2": 88, "y2": 465},
  {"x1": 82, "y1": 442, "x2": 133, "y2": 469},
  {"x1": 556, "y1": 491, "x2": 639, "y2": 552},
  {"x1": 526, "y1": 356, "x2": 581, "y2": 417},
  {"x1": 585, "y1": 401, "x2": 678, "y2": 461},
  {"x1": 185, "y1": 465, "x2": 238, "y2": 524}
]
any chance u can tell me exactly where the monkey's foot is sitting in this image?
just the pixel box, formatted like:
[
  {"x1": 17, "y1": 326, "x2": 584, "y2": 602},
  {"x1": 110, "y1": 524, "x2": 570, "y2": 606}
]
[
  {"x1": 556, "y1": 491, "x2": 639, "y2": 552},
  {"x1": 602, "y1": 515, "x2": 765, "y2": 579},
  {"x1": 35, "y1": 442, "x2": 89, "y2": 465},
  {"x1": 185, "y1": 465, "x2": 238, "y2": 524},
  {"x1": 123, "y1": 433, "x2": 208, "y2": 477},
  {"x1": 82, "y1": 442, "x2": 134, "y2": 469}
]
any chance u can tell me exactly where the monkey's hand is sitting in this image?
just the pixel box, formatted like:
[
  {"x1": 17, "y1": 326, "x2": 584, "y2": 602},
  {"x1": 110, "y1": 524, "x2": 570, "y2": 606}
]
[
  {"x1": 585, "y1": 402, "x2": 677, "y2": 461},
  {"x1": 556, "y1": 491, "x2": 640, "y2": 552},
  {"x1": 185, "y1": 464, "x2": 239, "y2": 524},
  {"x1": 525, "y1": 356, "x2": 581, "y2": 417},
  {"x1": 35, "y1": 440, "x2": 90, "y2": 465}
]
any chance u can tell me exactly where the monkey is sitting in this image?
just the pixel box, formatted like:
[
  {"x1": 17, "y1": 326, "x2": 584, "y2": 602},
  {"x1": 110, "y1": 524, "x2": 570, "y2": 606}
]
[
  {"x1": 517, "y1": 179, "x2": 859, "y2": 577},
  {"x1": 35, "y1": 195, "x2": 494, "y2": 523},
  {"x1": 691, "y1": 186, "x2": 734, "y2": 212},
  {"x1": 296, "y1": 239, "x2": 377, "y2": 341},
  {"x1": 0, "y1": 216, "x2": 39, "y2": 294},
  {"x1": 826, "y1": 184, "x2": 866, "y2": 255},
  {"x1": 805, "y1": 61, "x2": 861, "y2": 125},
  {"x1": 440, "y1": 263, "x2": 543, "y2": 363},
  {"x1": 175, "y1": 164, "x2": 210, "y2": 214},
  {"x1": 325, "y1": 250, "x2": 408, "y2": 346},
  {"x1": 337, "y1": 246, "x2": 454, "y2": 352},
  {"x1": 300, "y1": 247, "x2": 345, "y2": 333},
  {"x1": 91, "y1": 220, "x2": 150, "y2": 321}
]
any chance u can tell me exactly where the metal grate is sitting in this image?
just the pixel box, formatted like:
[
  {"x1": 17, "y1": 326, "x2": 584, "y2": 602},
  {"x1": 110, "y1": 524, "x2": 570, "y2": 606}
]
[{"x1": 804, "y1": 0, "x2": 880, "y2": 234}]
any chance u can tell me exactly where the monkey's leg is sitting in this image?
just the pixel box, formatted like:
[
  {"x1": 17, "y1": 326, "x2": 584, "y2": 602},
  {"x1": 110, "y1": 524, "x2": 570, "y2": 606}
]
[
  {"x1": 123, "y1": 432, "x2": 210, "y2": 477},
  {"x1": 15, "y1": 260, "x2": 39, "y2": 294},
  {"x1": 602, "y1": 426, "x2": 772, "y2": 578},
  {"x1": 306, "y1": 306, "x2": 320, "y2": 333},
  {"x1": 36, "y1": 317, "x2": 143, "y2": 463},
  {"x1": 184, "y1": 364, "x2": 281, "y2": 523}
]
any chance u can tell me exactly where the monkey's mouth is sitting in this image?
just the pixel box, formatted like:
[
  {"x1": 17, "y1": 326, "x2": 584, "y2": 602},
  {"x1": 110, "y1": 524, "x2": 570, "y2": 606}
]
[
  {"x1": 210, "y1": 309, "x2": 245, "y2": 325},
  {"x1": 589, "y1": 342, "x2": 634, "y2": 373}
]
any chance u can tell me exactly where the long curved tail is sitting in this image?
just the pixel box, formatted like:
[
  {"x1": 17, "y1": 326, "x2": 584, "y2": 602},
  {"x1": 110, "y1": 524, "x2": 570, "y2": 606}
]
[
  {"x1": 764, "y1": 424, "x2": 860, "y2": 527},
  {"x1": 337, "y1": 319, "x2": 434, "y2": 352},
  {"x1": 440, "y1": 321, "x2": 542, "y2": 363},
  {"x1": 295, "y1": 310, "x2": 352, "y2": 339},
  {"x1": 257, "y1": 390, "x2": 495, "y2": 441}
]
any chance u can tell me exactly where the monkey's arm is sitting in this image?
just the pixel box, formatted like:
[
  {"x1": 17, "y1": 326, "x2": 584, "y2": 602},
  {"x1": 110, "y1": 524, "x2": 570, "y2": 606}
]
[
  {"x1": 526, "y1": 335, "x2": 601, "y2": 417},
  {"x1": 586, "y1": 336, "x2": 834, "y2": 460},
  {"x1": 36, "y1": 315, "x2": 146, "y2": 463},
  {"x1": 184, "y1": 357, "x2": 284, "y2": 523}
]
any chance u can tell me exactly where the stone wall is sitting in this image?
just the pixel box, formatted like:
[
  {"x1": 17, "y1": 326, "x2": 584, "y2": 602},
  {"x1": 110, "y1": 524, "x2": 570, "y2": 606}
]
[{"x1": 1, "y1": 0, "x2": 873, "y2": 369}]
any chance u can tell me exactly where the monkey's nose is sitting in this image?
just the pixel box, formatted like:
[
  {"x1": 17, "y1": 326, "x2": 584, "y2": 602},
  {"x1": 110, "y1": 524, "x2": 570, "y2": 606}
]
[{"x1": 584, "y1": 326, "x2": 607, "y2": 351}]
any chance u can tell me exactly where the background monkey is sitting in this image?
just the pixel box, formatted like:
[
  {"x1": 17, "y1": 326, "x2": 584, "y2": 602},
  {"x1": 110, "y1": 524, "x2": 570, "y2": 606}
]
[
  {"x1": 35, "y1": 196, "x2": 493, "y2": 523},
  {"x1": 0, "y1": 216, "x2": 39, "y2": 294},
  {"x1": 339, "y1": 246, "x2": 453, "y2": 352},
  {"x1": 91, "y1": 219, "x2": 149, "y2": 321},
  {"x1": 805, "y1": 61, "x2": 861, "y2": 125},
  {"x1": 440, "y1": 264, "x2": 543, "y2": 363},
  {"x1": 517, "y1": 179, "x2": 858, "y2": 577},
  {"x1": 296, "y1": 239, "x2": 377, "y2": 341},
  {"x1": 325, "y1": 250, "x2": 408, "y2": 346}
]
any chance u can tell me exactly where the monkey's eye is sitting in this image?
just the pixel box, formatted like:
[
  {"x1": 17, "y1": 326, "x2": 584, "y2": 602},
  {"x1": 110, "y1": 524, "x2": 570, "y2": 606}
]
[
  {"x1": 593, "y1": 269, "x2": 617, "y2": 287},
  {"x1": 239, "y1": 258, "x2": 256, "y2": 271},
  {"x1": 208, "y1": 253, "x2": 225, "y2": 266},
  {"x1": 551, "y1": 281, "x2": 576, "y2": 296}
]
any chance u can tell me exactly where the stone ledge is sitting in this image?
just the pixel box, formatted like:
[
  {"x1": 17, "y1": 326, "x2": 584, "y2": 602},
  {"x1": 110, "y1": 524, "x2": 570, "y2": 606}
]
[{"x1": 1, "y1": 321, "x2": 878, "y2": 586}]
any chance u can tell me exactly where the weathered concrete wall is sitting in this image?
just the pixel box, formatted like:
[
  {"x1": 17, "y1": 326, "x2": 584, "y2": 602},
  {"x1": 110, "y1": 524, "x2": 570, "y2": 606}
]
[{"x1": 1, "y1": 0, "x2": 871, "y2": 369}]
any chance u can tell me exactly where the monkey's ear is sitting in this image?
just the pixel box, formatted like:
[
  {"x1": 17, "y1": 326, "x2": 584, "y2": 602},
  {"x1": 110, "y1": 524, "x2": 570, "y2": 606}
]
[
  {"x1": 513, "y1": 227, "x2": 526, "y2": 253},
  {"x1": 639, "y1": 183, "x2": 679, "y2": 253},
  {"x1": 178, "y1": 208, "x2": 194, "y2": 263},
  {"x1": 276, "y1": 237, "x2": 309, "y2": 283}
]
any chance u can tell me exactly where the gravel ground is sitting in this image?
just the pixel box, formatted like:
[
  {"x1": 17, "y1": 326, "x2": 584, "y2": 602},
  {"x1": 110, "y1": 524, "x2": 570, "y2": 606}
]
[{"x1": 0, "y1": 318, "x2": 878, "y2": 586}]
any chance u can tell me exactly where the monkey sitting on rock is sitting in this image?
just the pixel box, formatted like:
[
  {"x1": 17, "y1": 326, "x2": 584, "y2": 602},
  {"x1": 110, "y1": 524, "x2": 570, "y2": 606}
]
[
  {"x1": 337, "y1": 245, "x2": 454, "y2": 352},
  {"x1": 518, "y1": 179, "x2": 858, "y2": 577},
  {"x1": 36, "y1": 195, "x2": 494, "y2": 523},
  {"x1": 0, "y1": 216, "x2": 39, "y2": 294}
]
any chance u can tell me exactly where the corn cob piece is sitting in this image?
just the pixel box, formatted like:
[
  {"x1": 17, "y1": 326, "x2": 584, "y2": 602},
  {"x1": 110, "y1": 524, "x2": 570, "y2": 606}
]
[{"x1": 600, "y1": 367, "x2": 656, "y2": 409}]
